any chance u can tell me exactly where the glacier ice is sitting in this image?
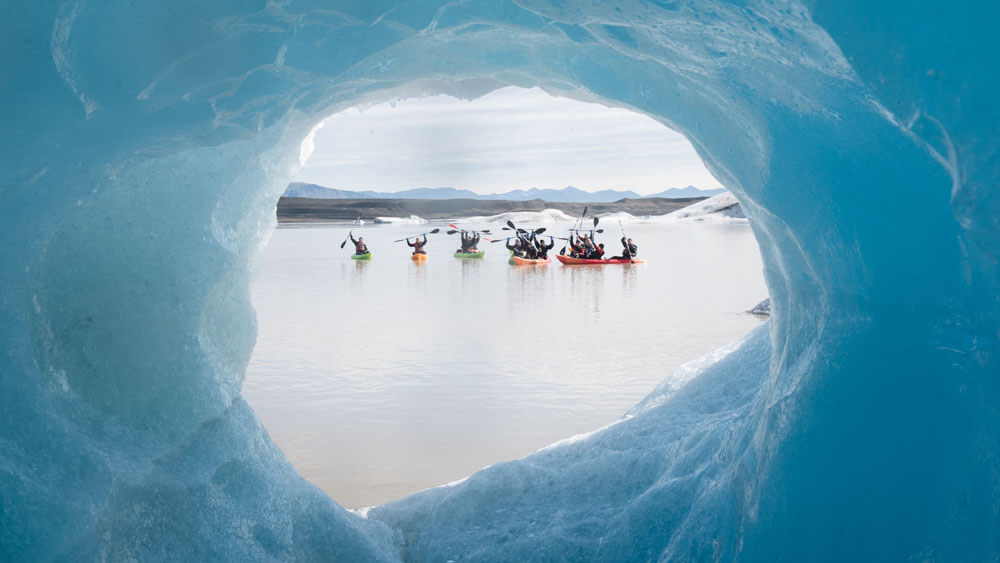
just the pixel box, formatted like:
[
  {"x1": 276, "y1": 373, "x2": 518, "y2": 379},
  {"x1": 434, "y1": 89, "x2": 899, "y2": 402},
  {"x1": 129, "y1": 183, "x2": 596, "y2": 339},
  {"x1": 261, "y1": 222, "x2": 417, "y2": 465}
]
[{"x1": 2, "y1": 0, "x2": 997, "y2": 560}]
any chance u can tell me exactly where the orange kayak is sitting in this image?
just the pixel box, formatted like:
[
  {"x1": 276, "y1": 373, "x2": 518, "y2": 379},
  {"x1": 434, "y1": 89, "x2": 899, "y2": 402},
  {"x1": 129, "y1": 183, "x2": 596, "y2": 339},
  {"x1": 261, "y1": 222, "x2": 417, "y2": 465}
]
[
  {"x1": 511, "y1": 255, "x2": 550, "y2": 265},
  {"x1": 411, "y1": 253, "x2": 428, "y2": 262},
  {"x1": 556, "y1": 255, "x2": 645, "y2": 265}
]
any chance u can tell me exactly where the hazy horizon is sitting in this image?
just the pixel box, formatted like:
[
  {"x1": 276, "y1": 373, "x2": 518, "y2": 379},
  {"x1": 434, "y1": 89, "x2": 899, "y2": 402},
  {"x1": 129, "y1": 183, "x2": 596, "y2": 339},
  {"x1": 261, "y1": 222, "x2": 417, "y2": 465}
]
[{"x1": 296, "y1": 87, "x2": 722, "y2": 196}]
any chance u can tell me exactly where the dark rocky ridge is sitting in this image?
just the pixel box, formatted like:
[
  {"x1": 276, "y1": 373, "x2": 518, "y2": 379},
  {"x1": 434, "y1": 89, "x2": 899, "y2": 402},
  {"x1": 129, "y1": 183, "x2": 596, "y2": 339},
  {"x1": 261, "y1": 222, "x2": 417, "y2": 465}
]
[{"x1": 276, "y1": 197, "x2": 705, "y2": 222}]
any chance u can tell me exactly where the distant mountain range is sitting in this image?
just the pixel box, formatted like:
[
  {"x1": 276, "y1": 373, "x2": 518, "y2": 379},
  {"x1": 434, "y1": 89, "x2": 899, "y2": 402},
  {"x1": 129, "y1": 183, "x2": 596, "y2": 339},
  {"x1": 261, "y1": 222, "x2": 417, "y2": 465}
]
[{"x1": 283, "y1": 182, "x2": 725, "y2": 202}]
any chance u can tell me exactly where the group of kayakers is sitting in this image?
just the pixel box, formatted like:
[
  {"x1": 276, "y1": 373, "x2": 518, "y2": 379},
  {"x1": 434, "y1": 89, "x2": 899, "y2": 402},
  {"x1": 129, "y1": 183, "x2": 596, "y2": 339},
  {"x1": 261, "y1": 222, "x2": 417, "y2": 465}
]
[
  {"x1": 506, "y1": 232, "x2": 555, "y2": 260},
  {"x1": 344, "y1": 223, "x2": 639, "y2": 263},
  {"x1": 567, "y1": 231, "x2": 605, "y2": 260}
]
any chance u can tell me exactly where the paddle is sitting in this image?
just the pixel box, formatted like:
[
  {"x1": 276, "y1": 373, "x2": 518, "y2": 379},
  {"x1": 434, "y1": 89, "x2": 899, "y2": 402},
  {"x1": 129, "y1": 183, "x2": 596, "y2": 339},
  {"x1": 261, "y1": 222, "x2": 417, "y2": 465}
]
[
  {"x1": 619, "y1": 219, "x2": 634, "y2": 263},
  {"x1": 393, "y1": 228, "x2": 440, "y2": 243},
  {"x1": 572, "y1": 205, "x2": 589, "y2": 232},
  {"x1": 340, "y1": 230, "x2": 352, "y2": 249},
  {"x1": 449, "y1": 223, "x2": 490, "y2": 235}
]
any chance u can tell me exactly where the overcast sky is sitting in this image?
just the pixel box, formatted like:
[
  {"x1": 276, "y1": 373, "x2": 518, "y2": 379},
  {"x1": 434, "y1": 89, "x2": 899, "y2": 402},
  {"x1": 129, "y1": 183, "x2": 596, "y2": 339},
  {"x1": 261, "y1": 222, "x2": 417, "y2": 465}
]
[{"x1": 296, "y1": 87, "x2": 720, "y2": 195}]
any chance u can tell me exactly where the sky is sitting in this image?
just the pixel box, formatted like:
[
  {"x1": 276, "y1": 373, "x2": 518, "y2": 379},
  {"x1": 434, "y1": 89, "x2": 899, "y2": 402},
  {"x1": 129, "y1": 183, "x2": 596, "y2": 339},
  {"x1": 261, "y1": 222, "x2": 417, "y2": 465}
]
[{"x1": 296, "y1": 87, "x2": 720, "y2": 196}]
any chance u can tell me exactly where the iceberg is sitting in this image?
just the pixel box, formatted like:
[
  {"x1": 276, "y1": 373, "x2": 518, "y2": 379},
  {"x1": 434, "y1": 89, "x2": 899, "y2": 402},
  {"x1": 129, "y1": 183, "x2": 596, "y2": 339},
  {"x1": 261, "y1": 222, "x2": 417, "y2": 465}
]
[
  {"x1": 660, "y1": 191, "x2": 746, "y2": 221},
  {"x1": 461, "y1": 208, "x2": 577, "y2": 224},
  {"x1": 2, "y1": 0, "x2": 996, "y2": 560}
]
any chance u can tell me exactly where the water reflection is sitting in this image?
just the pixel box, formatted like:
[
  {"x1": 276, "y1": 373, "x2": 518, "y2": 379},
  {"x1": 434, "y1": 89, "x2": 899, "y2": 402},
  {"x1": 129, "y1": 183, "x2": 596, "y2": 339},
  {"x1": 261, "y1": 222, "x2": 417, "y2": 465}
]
[
  {"x1": 245, "y1": 221, "x2": 767, "y2": 508},
  {"x1": 620, "y1": 263, "x2": 640, "y2": 297}
]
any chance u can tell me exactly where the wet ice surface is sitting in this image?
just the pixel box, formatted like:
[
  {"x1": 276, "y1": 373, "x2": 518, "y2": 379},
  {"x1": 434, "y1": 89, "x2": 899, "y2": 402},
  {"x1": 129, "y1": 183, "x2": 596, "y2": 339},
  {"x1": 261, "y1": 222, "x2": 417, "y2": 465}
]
[{"x1": 243, "y1": 220, "x2": 765, "y2": 507}]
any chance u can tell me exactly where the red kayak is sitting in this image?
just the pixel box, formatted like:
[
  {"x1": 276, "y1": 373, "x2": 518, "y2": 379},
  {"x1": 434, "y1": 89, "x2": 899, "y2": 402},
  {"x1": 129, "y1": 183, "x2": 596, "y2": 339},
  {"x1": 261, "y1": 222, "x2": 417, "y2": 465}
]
[
  {"x1": 511, "y1": 255, "x2": 550, "y2": 265},
  {"x1": 556, "y1": 255, "x2": 646, "y2": 265}
]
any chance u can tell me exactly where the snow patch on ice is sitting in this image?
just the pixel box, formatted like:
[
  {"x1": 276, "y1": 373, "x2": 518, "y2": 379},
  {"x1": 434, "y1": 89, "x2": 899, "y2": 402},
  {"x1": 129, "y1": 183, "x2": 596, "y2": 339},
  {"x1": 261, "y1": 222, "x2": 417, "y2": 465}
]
[{"x1": 659, "y1": 192, "x2": 747, "y2": 222}]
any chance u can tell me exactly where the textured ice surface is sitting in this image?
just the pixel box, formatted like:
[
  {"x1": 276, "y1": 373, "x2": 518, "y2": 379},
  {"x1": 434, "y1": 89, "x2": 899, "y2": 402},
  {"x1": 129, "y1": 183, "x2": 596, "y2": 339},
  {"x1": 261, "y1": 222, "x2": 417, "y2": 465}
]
[
  {"x1": 2, "y1": 0, "x2": 998, "y2": 561},
  {"x1": 462, "y1": 208, "x2": 576, "y2": 224},
  {"x1": 661, "y1": 191, "x2": 746, "y2": 221}
]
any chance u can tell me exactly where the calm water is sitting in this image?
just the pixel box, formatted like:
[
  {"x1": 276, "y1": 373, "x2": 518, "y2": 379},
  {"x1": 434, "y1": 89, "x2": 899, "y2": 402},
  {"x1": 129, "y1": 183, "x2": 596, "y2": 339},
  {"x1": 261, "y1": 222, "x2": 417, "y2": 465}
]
[{"x1": 243, "y1": 220, "x2": 766, "y2": 508}]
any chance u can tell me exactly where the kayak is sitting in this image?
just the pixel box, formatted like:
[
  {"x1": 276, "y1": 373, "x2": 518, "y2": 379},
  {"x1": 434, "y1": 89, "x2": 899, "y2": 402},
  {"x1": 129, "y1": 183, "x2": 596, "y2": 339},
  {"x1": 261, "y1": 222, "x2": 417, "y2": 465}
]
[
  {"x1": 454, "y1": 250, "x2": 485, "y2": 259},
  {"x1": 511, "y1": 255, "x2": 550, "y2": 265},
  {"x1": 411, "y1": 253, "x2": 428, "y2": 262},
  {"x1": 556, "y1": 255, "x2": 646, "y2": 265},
  {"x1": 350, "y1": 252, "x2": 372, "y2": 260}
]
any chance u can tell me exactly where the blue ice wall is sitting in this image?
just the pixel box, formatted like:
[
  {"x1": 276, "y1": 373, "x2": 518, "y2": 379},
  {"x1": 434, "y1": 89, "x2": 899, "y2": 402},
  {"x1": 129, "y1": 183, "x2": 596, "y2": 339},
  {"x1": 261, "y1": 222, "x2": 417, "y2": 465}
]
[{"x1": 1, "y1": 0, "x2": 997, "y2": 560}]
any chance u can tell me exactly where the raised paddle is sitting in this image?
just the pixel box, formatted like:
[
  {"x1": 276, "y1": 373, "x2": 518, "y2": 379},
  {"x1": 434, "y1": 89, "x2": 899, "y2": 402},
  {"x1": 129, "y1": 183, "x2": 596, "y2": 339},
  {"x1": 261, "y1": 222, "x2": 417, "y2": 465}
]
[
  {"x1": 619, "y1": 219, "x2": 634, "y2": 264},
  {"x1": 393, "y1": 228, "x2": 440, "y2": 243},
  {"x1": 340, "y1": 230, "x2": 352, "y2": 249},
  {"x1": 449, "y1": 223, "x2": 490, "y2": 235},
  {"x1": 573, "y1": 205, "x2": 588, "y2": 231}
]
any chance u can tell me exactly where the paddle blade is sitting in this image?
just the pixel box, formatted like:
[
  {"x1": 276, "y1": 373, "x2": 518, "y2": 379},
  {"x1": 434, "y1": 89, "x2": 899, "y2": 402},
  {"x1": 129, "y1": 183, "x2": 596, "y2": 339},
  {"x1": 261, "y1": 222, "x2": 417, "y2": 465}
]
[
  {"x1": 596, "y1": 229, "x2": 604, "y2": 233},
  {"x1": 446, "y1": 230, "x2": 458, "y2": 234},
  {"x1": 582, "y1": 206, "x2": 588, "y2": 218},
  {"x1": 593, "y1": 216, "x2": 599, "y2": 227},
  {"x1": 506, "y1": 220, "x2": 516, "y2": 230},
  {"x1": 340, "y1": 240, "x2": 347, "y2": 248},
  {"x1": 481, "y1": 229, "x2": 490, "y2": 234},
  {"x1": 534, "y1": 227, "x2": 546, "y2": 235},
  {"x1": 429, "y1": 228, "x2": 440, "y2": 234},
  {"x1": 560, "y1": 246, "x2": 566, "y2": 255}
]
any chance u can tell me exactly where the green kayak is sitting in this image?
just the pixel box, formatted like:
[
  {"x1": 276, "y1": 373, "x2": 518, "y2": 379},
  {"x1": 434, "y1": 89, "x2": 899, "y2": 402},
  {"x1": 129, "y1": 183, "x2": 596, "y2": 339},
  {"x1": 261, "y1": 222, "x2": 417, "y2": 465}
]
[
  {"x1": 454, "y1": 250, "x2": 485, "y2": 259},
  {"x1": 350, "y1": 252, "x2": 372, "y2": 260}
]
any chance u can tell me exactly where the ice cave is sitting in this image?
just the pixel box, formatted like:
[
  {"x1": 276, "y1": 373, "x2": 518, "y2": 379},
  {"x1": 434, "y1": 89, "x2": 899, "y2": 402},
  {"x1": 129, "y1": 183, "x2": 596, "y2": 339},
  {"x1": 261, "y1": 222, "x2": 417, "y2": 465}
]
[{"x1": 2, "y1": 0, "x2": 997, "y2": 560}]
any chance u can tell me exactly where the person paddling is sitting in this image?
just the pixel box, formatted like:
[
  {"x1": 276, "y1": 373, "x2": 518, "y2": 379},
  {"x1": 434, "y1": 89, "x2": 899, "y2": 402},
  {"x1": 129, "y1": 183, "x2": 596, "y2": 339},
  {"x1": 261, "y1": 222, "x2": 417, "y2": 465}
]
[
  {"x1": 612, "y1": 236, "x2": 637, "y2": 260},
  {"x1": 350, "y1": 233, "x2": 369, "y2": 256},
  {"x1": 407, "y1": 234, "x2": 428, "y2": 255}
]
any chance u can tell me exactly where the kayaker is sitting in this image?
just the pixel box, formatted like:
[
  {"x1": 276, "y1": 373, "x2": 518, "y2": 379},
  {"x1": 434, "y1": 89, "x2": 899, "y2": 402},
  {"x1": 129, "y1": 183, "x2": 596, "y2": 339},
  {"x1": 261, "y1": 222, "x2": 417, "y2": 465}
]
[
  {"x1": 536, "y1": 236, "x2": 555, "y2": 259},
  {"x1": 521, "y1": 235, "x2": 538, "y2": 259},
  {"x1": 585, "y1": 241, "x2": 604, "y2": 260},
  {"x1": 612, "y1": 236, "x2": 638, "y2": 260},
  {"x1": 506, "y1": 237, "x2": 524, "y2": 257},
  {"x1": 470, "y1": 232, "x2": 480, "y2": 251},
  {"x1": 568, "y1": 233, "x2": 585, "y2": 258},
  {"x1": 407, "y1": 234, "x2": 428, "y2": 255},
  {"x1": 350, "y1": 233, "x2": 368, "y2": 255}
]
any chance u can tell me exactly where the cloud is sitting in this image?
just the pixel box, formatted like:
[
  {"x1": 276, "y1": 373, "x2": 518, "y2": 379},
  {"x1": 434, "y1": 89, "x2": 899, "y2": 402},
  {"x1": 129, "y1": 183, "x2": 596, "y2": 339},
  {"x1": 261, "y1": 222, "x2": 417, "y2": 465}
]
[{"x1": 295, "y1": 87, "x2": 721, "y2": 194}]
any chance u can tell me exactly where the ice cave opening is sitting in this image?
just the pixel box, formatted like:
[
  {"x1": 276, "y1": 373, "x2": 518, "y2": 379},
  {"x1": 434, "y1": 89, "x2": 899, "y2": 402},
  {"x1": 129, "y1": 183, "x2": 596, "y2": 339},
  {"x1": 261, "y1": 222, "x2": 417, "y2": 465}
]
[
  {"x1": 243, "y1": 86, "x2": 764, "y2": 510},
  {"x1": 3, "y1": 1, "x2": 997, "y2": 561}
]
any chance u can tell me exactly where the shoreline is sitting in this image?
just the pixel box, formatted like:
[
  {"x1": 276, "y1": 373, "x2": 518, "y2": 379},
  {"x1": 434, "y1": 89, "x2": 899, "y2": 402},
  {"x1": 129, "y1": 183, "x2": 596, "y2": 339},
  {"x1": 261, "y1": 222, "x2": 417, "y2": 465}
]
[{"x1": 276, "y1": 196, "x2": 705, "y2": 223}]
